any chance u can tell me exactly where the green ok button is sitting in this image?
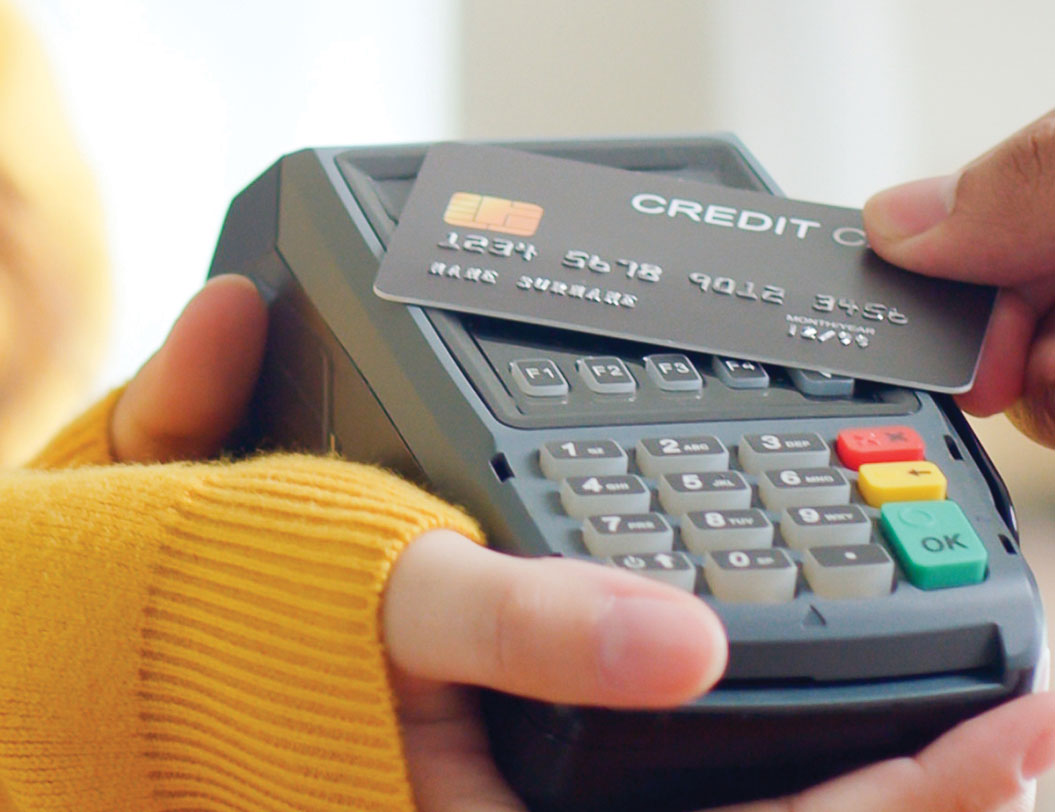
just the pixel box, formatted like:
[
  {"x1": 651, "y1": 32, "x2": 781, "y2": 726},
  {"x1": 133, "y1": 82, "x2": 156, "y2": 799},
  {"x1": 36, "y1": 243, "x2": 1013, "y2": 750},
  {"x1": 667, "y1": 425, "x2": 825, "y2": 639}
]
[{"x1": 879, "y1": 500, "x2": 988, "y2": 589}]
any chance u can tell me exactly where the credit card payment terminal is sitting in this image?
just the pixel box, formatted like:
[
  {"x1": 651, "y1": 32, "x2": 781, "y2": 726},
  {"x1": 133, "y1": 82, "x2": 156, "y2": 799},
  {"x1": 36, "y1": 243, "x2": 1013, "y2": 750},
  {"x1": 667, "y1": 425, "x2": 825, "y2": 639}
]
[{"x1": 207, "y1": 136, "x2": 1044, "y2": 812}]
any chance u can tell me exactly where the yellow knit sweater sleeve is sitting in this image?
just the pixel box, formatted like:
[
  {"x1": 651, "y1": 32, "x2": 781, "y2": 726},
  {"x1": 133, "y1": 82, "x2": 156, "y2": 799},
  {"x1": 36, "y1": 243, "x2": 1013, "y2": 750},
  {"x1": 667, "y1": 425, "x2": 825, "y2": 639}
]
[{"x1": 2, "y1": 396, "x2": 484, "y2": 811}]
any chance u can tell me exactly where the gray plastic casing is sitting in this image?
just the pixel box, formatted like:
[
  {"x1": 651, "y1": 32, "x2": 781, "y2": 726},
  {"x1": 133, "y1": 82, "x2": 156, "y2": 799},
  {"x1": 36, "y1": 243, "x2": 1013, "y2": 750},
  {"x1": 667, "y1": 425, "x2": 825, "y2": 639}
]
[{"x1": 207, "y1": 136, "x2": 1044, "y2": 810}]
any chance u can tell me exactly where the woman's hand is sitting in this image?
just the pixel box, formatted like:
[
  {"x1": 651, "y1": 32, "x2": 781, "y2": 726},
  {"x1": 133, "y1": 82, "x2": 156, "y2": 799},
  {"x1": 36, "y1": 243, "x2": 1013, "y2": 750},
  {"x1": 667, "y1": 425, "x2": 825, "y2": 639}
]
[{"x1": 113, "y1": 273, "x2": 1055, "y2": 811}]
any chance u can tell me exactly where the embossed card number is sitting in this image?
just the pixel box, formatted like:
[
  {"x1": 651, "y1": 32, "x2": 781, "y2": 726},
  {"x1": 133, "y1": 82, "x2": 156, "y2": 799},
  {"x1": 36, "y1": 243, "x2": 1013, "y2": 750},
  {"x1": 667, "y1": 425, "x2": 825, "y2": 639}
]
[{"x1": 373, "y1": 142, "x2": 996, "y2": 392}]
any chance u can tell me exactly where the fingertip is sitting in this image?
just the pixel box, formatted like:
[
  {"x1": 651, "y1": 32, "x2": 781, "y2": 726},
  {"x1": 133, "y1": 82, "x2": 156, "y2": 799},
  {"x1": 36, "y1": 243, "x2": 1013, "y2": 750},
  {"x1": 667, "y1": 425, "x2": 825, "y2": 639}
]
[
  {"x1": 926, "y1": 691, "x2": 1055, "y2": 784},
  {"x1": 954, "y1": 289, "x2": 1034, "y2": 417},
  {"x1": 788, "y1": 692, "x2": 1055, "y2": 812},
  {"x1": 596, "y1": 588, "x2": 728, "y2": 704},
  {"x1": 863, "y1": 175, "x2": 957, "y2": 251},
  {"x1": 1024, "y1": 709, "x2": 1055, "y2": 781},
  {"x1": 1006, "y1": 307, "x2": 1055, "y2": 448},
  {"x1": 867, "y1": 113, "x2": 1055, "y2": 286},
  {"x1": 113, "y1": 274, "x2": 269, "y2": 462},
  {"x1": 149, "y1": 273, "x2": 268, "y2": 426},
  {"x1": 384, "y1": 533, "x2": 728, "y2": 709},
  {"x1": 172, "y1": 274, "x2": 267, "y2": 352},
  {"x1": 516, "y1": 560, "x2": 729, "y2": 707}
]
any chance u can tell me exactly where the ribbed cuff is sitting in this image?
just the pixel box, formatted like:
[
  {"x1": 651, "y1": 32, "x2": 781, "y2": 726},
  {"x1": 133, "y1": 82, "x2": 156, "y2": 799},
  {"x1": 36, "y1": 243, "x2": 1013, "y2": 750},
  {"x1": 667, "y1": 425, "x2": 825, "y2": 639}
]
[
  {"x1": 138, "y1": 455, "x2": 484, "y2": 810},
  {"x1": 0, "y1": 454, "x2": 483, "y2": 811}
]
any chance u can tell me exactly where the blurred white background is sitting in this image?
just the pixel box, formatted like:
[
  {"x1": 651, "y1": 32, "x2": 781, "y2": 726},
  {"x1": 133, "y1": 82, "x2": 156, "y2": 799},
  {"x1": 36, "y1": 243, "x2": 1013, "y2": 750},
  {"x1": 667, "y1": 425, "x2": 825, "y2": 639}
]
[
  {"x1": 23, "y1": 0, "x2": 459, "y2": 390},
  {"x1": 21, "y1": 0, "x2": 1055, "y2": 806},
  {"x1": 24, "y1": 0, "x2": 1055, "y2": 390}
]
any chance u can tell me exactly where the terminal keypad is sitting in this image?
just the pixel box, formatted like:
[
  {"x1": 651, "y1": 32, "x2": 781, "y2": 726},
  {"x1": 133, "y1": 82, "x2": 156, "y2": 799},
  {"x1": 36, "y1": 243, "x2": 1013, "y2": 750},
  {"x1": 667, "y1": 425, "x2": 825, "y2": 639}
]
[
  {"x1": 540, "y1": 422, "x2": 988, "y2": 602},
  {"x1": 512, "y1": 352, "x2": 992, "y2": 602}
]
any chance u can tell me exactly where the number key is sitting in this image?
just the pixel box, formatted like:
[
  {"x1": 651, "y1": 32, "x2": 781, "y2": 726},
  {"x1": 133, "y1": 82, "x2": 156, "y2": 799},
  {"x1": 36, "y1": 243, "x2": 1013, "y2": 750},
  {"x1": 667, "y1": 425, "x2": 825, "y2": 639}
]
[
  {"x1": 758, "y1": 467, "x2": 850, "y2": 511},
  {"x1": 583, "y1": 513, "x2": 673, "y2": 557},
  {"x1": 681, "y1": 508, "x2": 773, "y2": 553},
  {"x1": 635, "y1": 435, "x2": 728, "y2": 477},
  {"x1": 560, "y1": 474, "x2": 650, "y2": 519},
  {"x1": 704, "y1": 548, "x2": 796, "y2": 603},
  {"x1": 779, "y1": 504, "x2": 871, "y2": 550},
  {"x1": 658, "y1": 471, "x2": 751, "y2": 515},
  {"x1": 739, "y1": 432, "x2": 830, "y2": 474},
  {"x1": 539, "y1": 439, "x2": 628, "y2": 480}
]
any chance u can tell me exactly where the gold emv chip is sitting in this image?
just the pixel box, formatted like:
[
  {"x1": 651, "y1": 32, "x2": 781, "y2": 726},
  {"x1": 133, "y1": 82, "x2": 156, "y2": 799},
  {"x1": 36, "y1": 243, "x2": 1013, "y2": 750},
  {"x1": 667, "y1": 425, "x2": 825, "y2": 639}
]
[{"x1": 443, "y1": 192, "x2": 543, "y2": 237}]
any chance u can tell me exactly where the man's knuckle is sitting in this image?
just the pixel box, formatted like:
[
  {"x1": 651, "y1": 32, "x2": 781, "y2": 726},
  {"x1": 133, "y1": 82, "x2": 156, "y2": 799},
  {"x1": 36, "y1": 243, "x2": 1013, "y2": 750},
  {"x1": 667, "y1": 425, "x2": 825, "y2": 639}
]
[{"x1": 1003, "y1": 111, "x2": 1055, "y2": 190}]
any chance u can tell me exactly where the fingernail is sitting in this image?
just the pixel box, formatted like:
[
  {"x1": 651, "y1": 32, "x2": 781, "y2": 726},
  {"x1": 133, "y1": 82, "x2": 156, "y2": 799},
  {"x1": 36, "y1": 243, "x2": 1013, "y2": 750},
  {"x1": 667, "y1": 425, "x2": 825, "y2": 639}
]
[
  {"x1": 864, "y1": 173, "x2": 959, "y2": 242},
  {"x1": 1023, "y1": 724, "x2": 1055, "y2": 779},
  {"x1": 597, "y1": 597, "x2": 726, "y2": 701}
]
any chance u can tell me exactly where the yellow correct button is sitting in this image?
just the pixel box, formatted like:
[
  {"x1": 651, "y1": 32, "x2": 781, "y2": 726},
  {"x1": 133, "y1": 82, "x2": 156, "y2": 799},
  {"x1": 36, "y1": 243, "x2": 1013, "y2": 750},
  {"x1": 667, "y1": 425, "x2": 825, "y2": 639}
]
[{"x1": 857, "y1": 461, "x2": 947, "y2": 507}]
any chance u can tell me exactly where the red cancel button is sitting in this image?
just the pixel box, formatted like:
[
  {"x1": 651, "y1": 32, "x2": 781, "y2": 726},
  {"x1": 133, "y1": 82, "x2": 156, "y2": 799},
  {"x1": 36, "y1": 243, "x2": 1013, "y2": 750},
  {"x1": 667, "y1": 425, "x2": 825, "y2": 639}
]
[{"x1": 836, "y1": 425, "x2": 925, "y2": 470}]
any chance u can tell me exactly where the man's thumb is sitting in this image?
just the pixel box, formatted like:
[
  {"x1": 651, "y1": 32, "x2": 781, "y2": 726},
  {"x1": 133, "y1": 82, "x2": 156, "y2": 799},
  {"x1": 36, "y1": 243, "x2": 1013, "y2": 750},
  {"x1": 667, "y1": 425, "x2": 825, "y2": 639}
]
[{"x1": 863, "y1": 110, "x2": 1055, "y2": 285}]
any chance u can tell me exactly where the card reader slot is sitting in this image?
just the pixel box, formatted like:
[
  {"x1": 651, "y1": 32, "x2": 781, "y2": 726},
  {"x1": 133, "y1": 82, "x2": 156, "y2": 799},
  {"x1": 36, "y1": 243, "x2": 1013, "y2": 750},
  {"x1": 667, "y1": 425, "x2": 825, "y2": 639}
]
[
  {"x1": 335, "y1": 136, "x2": 772, "y2": 248},
  {"x1": 724, "y1": 621, "x2": 1000, "y2": 682}
]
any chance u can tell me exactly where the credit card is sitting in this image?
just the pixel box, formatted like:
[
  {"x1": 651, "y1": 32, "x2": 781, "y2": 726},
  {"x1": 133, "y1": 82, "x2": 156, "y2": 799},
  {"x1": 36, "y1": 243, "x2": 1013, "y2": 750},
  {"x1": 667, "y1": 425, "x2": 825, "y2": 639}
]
[{"x1": 373, "y1": 142, "x2": 995, "y2": 392}]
